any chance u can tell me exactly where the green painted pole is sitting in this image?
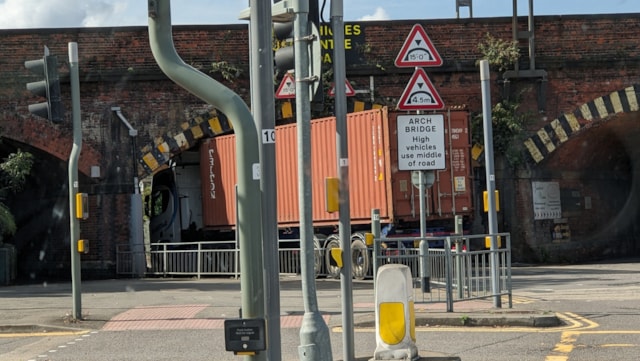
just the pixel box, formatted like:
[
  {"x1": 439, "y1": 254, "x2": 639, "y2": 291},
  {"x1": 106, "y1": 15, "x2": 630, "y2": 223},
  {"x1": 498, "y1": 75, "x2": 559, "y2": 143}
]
[{"x1": 147, "y1": 2, "x2": 266, "y2": 356}]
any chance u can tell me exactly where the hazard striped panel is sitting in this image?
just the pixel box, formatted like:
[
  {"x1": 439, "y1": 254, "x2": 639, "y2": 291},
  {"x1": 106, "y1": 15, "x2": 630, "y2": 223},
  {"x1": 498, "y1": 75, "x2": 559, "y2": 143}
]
[
  {"x1": 524, "y1": 84, "x2": 640, "y2": 163},
  {"x1": 137, "y1": 100, "x2": 385, "y2": 178},
  {"x1": 277, "y1": 99, "x2": 385, "y2": 123},
  {"x1": 138, "y1": 109, "x2": 234, "y2": 176}
]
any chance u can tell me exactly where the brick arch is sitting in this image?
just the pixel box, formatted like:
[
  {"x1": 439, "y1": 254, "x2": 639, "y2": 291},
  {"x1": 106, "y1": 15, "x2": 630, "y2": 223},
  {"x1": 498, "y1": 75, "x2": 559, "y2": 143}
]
[
  {"x1": 3, "y1": 115, "x2": 102, "y2": 176},
  {"x1": 524, "y1": 85, "x2": 640, "y2": 164},
  {"x1": 136, "y1": 100, "x2": 385, "y2": 178}
]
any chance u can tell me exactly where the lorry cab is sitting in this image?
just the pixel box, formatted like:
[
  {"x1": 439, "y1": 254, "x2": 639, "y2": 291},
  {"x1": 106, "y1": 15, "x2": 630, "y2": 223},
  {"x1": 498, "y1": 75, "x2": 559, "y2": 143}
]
[
  {"x1": 147, "y1": 169, "x2": 181, "y2": 244},
  {"x1": 147, "y1": 150, "x2": 206, "y2": 245}
]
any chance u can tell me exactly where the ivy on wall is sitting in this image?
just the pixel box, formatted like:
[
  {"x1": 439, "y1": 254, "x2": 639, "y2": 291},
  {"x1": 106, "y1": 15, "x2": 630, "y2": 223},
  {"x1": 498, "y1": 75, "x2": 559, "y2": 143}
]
[{"x1": 473, "y1": 33, "x2": 530, "y2": 168}]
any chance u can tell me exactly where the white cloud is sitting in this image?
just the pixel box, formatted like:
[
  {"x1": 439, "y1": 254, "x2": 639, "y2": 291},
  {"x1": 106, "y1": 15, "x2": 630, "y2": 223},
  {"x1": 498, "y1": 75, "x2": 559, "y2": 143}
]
[
  {"x1": 358, "y1": 7, "x2": 390, "y2": 21},
  {"x1": 82, "y1": 1, "x2": 130, "y2": 27},
  {"x1": 0, "y1": 0, "x2": 130, "y2": 29}
]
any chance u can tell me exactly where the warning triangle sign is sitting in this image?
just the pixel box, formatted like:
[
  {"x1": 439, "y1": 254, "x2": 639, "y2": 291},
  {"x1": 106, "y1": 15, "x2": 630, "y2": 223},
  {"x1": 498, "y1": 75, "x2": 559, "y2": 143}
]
[
  {"x1": 397, "y1": 68, "x2": 444, "y2": 110},
  {"x1": 395, "y1": 24, "x2": 443, "y2": 68},
  {"x1": 275, "y1": 72, "x2": 296, "y2": 99},
  {"x1": 328, "y1": 79, "x2": 356, "y2": 97}
]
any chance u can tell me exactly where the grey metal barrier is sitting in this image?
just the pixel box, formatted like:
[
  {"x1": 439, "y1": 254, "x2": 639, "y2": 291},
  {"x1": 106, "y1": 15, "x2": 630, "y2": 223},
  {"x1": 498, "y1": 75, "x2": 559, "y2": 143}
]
[
  {"x1": 372, "y1": 233, "x2": 512, "y2": 311},
  {"x1": 116, "y1": 239, "x2": 326, "y2": 278}
]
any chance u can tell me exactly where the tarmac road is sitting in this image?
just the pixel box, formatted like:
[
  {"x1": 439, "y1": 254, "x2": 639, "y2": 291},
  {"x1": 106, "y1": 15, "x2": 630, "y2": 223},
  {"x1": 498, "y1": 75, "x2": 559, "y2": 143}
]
[{"x1": 1, "y1": 258, "x2": 639, "y2": 361}]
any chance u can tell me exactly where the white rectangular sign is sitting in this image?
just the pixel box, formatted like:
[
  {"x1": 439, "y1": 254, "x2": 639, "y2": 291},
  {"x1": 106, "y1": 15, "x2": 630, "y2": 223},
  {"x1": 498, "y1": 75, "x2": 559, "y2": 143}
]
[
  {"x1": 532, "y1": 181, "x2": 562, "y2": 220},
  {"x1": 397, "y1": 114, "x2": 445, "y2": 170}
]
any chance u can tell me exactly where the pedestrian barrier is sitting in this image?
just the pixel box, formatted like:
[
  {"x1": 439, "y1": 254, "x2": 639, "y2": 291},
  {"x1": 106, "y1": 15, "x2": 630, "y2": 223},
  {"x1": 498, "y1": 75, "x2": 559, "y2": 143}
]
[
  {"x1": 115, "y1": 233, "x2": 511, "y2": 310},
  {"x1": 372, "y1": 233, "x2": 512, "y2": 311},
  {"x1": 116, "y1": 239, "x2": 324, "y2": 278}
]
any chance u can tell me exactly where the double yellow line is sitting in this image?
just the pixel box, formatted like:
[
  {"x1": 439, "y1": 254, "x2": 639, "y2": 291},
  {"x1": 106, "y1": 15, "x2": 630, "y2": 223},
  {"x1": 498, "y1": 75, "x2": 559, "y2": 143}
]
[{"x1": 546, "y1": 313, "x2": 640, "y2": 360}]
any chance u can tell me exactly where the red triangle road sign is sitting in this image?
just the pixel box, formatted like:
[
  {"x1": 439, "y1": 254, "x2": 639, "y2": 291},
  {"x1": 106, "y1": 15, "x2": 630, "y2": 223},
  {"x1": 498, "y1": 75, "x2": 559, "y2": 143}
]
[
  {"x1": 395, "y1": 24, "x2": 443, "y2": 68},
  {"x1": 397, "y1": 68, "x2": 444, "y2": 110},
  {"x1": 328, "y1": 79, "x2": 356, "y2": 97},
  {"x1": 275, "y1": 72, "x2": 296, "y2": 99}
]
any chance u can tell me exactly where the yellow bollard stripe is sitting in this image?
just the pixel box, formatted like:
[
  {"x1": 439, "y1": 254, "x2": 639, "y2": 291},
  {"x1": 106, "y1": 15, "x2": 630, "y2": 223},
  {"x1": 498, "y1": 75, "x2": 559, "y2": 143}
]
[{"x1": 379, "y1": 302, "x2": 405, "y2": 345}]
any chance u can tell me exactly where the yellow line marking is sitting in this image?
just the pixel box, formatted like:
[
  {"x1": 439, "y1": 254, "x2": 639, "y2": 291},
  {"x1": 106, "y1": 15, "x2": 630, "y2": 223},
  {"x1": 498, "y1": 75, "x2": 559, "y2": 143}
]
[
  {"x1": 0, "y1": 329, "x2": 90, "y2": 338},
  {"x1": 544, "y1": 356, "x2": 568, "y2": 361},
  {"x1": 552, "y1": 331, "x2": 578, "y2": 353},
  {"x1": 337, "y1": 312, "x2": 601, "y2": 334},
  {"x1": 546, "y1": 331, "x2": 577, "y2": 360},
  {"x1": 564, "y1": 312, "x2": 599, "y2": 330},
  {"x1": 576, "y1": 330, "x2": 640, "y2": 335}
]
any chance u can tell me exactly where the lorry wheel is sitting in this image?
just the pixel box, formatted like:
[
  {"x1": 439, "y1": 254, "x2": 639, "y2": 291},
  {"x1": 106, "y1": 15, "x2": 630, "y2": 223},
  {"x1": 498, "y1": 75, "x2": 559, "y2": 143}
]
[
  {"x1": 313, "y1": 235, "x2": 326, "y2": 278},
  {"x1": 324, "y1": 236, "x2": 341, "y2": 279},
  {"x1": 351, "y1": 235, "x2": 370, "y2": 280}
]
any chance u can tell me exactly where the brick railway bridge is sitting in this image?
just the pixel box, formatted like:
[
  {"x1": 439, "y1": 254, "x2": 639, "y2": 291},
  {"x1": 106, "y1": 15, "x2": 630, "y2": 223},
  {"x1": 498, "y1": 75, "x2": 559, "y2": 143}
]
[{"x1": 1, "y1": 13, "x2": 639, "y2": 279}]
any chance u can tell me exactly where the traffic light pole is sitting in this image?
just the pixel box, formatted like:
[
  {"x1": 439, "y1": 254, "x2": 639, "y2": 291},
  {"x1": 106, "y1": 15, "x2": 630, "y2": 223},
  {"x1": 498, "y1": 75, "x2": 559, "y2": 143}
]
[
  {"x1": 68, "y1": 42, "x2": 83, "y2": 320},
  {"x1": 248, "y1": 0, "x2": 280, "y2": 360},
  {"x1": 292, "y1": 1, "x2": 333, "y2": 360},
  {"x1": 331, "y1": 1, "x2": 356, "y2": 360}
]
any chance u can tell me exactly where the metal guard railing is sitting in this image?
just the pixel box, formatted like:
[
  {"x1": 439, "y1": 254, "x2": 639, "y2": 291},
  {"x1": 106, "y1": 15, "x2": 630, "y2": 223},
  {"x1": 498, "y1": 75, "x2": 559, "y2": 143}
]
[{"x1": 116, "y1": 233, "x2": 511, "y2": 311}]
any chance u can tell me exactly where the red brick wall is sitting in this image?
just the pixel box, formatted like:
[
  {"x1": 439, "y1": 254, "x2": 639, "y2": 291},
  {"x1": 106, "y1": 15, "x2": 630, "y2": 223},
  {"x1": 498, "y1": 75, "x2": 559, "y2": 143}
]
[{"x1": 1, "y1": 14, "x2": 639, "y2": 276}]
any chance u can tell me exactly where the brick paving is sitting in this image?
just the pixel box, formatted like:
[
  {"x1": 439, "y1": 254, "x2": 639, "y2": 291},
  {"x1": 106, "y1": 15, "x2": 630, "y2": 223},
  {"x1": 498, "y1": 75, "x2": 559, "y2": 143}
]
[{"x1": 102, "y1": 304, "x2": 332, "y2": 331}]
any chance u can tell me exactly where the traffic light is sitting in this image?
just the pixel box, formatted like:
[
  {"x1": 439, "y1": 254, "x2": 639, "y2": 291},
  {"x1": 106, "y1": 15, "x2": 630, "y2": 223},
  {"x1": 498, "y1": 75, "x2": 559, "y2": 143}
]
[
  {"x1": 24, "y1": 47, "x2": 63, "y2": 123},
  {"x1": 272, "y1": 0, "x2": 323, "y2": 104},
  {"x1": 273, "y1": 20, "x2": 295, "y2": 75}
]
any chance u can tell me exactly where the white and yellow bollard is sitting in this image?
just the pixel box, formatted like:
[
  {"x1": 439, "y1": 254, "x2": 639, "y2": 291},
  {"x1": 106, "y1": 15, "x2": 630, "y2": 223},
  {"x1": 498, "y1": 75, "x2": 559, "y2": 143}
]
[{"x1": 373, "y1": 264, "x2": 419, "y2": 360}]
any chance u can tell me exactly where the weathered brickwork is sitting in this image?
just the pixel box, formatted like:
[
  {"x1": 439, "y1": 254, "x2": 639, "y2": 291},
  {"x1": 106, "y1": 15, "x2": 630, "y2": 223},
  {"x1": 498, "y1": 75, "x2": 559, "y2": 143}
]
[{"x1": 1, "y1": 13, "x2": 639, "y2": 277}]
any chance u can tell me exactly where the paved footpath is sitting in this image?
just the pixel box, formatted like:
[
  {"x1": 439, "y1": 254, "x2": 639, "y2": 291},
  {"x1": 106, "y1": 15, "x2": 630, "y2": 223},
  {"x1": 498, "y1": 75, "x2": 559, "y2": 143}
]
[
  {"x1": 1, "y1": 275, "x2": 553, "y2": 361},
  {"x1": 0, "y1": 276, "x2": 548, "y2": 332}
]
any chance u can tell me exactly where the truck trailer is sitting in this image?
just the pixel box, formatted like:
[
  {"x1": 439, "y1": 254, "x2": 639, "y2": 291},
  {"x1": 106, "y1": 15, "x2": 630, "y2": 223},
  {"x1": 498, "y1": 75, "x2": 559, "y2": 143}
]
[{"x1": 146, "y1": 107, "x2": 473, "y2": 278}]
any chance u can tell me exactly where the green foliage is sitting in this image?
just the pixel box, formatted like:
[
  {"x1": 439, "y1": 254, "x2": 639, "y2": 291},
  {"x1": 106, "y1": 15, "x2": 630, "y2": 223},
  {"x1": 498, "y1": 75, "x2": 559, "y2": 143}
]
[
  {"x1": 477, "y1": 33, "x2": 520, "y2": 72},
  {"x1": 0, "y1": 203, "x2": 16, "y2": 237},
  {"x1": 210, "y1": 61, "x2": 243, "y2": 83},
  {"x1": 0, "y1": 150, "x2": 34, "y2": 194},
  {"x1": 0, "y1": 150, "x2": 33, "y2": 237},
  {"x1": 472, "y1": 100, "x2": 528, "y2": 168}
]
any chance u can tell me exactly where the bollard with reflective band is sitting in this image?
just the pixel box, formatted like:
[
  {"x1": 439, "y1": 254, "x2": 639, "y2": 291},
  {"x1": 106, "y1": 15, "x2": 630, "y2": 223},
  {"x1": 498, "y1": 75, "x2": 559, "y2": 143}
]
[{"x1": 373, "y1": 264, "x2": 419, "y2": 360}]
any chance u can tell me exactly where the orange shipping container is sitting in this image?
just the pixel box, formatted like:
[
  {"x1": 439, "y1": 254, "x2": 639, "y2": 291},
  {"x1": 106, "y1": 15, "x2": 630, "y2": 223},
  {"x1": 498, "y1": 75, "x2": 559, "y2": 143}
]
[{"x1": 200, "y1": 107, "x2": 472, "y2": 229}]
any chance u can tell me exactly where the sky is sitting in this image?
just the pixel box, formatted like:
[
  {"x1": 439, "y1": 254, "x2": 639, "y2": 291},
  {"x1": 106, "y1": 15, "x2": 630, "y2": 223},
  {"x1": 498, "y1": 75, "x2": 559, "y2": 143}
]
[{"x1": 0, "y1": 0, "x2": 638, "y2": 29}]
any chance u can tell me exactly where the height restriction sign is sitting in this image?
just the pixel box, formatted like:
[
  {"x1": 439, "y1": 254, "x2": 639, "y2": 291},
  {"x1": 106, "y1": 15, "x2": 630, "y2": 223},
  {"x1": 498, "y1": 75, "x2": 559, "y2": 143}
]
[
  {"x1": 395, "y1": 24, "x2": 442, "y2": 68},
  {"x1": 397, "y1": 68, "x2": 444, "y2": 110}
]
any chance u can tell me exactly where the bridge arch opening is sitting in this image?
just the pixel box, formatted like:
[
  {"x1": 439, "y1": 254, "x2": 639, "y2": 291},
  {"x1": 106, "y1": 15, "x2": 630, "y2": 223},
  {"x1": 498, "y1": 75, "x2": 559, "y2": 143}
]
[{"x1": 529, "y1": 111, "x2": 640, "y2": 259}]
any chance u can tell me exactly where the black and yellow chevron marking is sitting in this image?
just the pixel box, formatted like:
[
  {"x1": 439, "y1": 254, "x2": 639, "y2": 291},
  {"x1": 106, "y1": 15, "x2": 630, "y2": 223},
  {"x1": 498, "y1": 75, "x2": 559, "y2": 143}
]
[
  {"x1": 348, "y1": 100, "x2": 385, "y2": 113},
  {"x1": 138, "y1": 110, "x2": 234, "y2": 176},
  {"x1": 138, "y1": 100, "x2": 385, "y2": 177},
  {"x1": 524, "y1": 84, "x2": 640, "y2": 163},
  {"x1": 276, "y1": 99, "x2": 384, "y2": 123}
]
